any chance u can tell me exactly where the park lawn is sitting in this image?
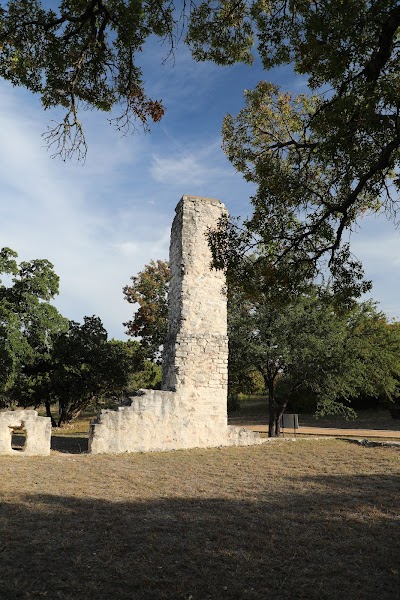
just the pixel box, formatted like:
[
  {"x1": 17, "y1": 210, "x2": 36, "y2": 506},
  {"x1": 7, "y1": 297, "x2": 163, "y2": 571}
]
[
  {"x1": 0, "y1": 440, "x2": 399, "y2": 600},
  {"x1": 50, "y1": 413, "x2": 93, "y2": 437},
  {"x1": 229, "y1": 397, "x2": 400, "y2": 431}
]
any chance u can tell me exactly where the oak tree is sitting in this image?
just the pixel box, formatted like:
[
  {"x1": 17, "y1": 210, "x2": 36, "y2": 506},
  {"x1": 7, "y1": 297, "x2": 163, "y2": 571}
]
[
  {"x1": 0, "y1": 0, "x2": 170, "y2": 160},
  {"x1": 49, "y1": 316, "x2": 139, "y2": 425},
  {"x1": 0, "y1": 246, "x2": 67, "y2": 410},
  {"x1": 230, "y1": 285, "x2": 400, "y2": 437},
  {"x1": 123, "y1": 259, "x2": 170, "y2": 362},
  {"x1": 196, "y1": 0, "x2": 400, "y2": 294}
]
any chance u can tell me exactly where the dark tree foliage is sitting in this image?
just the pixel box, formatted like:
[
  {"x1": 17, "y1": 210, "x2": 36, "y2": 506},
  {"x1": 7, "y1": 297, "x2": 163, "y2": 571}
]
[
  {"x1": 0, "y1": 247, "x2": 161, "y2": 424},
  {"x1": 49, "y1": 316, "x2": 138, "y2": 426},
  {"x1": 229, "y1": 284, "x2": 400, "y2": 437},
  {"x1": 0, "y1": 246, "x2": 67, "y2": 408}
]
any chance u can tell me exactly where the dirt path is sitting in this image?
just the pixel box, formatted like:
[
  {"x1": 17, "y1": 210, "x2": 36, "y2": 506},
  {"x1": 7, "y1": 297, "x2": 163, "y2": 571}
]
[{"x1": 243, "y1": 424, "x2": 400, "y2": 439}]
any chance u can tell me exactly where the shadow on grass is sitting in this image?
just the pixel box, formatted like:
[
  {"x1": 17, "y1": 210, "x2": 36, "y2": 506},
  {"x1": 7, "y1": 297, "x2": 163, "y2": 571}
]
[
  {"x1": 50, "y1": 435, "x2": 88, "y2": 454},
  {"x1": 11, "y1": 434, "x2": 89, "y2": 454},
  {"x1": 0, "y1": 474, "x2": 399, "y2": 600}
]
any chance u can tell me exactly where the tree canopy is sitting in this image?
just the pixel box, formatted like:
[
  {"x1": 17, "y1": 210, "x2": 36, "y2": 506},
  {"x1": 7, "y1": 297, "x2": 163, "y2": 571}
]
[
  {"x1": 0, "y1": 246, "x2": 67, "y2": 402},
  {"x1": 0, "y1": 246, "x2": 165, "y2": 425},
  {"x1": 197, "y1": 0, "x2": 400, "y2": 296},
  {"x1": 230, "y1": 284, "x2": 400, "y2": 436},
  {"x1": 12, "y1": 313, "x2": 161, "y2": 426},
  {"x1": 1, "y1": 1, "x2": 399, "y2": 290},
  {"x1": 123, "y1": 259, "x2": 170, "y2": 362},
  {"x1": 49, "y1": 317, "x2": 142, "y2": 425}
]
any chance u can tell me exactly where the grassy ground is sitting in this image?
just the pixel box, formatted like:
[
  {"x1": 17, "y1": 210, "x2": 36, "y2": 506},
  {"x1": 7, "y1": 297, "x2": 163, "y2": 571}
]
[
  {"x1": 0, "y1": 440, "x2": 399, "y2": 600},
  {"x1": 48, "y1": 413, "x2": 92, "y2": 453}
]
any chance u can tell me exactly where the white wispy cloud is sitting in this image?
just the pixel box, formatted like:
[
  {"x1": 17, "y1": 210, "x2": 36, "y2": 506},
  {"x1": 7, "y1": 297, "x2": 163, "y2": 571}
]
[
  {"x1": 353, "y1": 234, "x2": 400, "y2": 267},
  {"x1": 0, "y1": 82, "x2": 171, "y2": 338},
  {"x1": 150, "y1": 153, "x2": 231, "y2": 187},
  {"x1": 149, "y1": 135, "x2": 235, "y2": 187}
]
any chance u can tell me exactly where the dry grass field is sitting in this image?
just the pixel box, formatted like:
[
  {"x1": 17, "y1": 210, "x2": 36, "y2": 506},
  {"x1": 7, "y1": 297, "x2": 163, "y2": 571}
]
[{"x1": 0, "y1": 439, "x2": 399, "y2": 600}]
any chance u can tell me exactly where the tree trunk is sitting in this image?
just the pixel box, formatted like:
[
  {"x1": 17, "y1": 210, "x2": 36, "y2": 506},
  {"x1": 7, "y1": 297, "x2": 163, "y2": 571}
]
[
  {"x1": 275, "y1": 399, "x2": 289, "y2": 438},
  {"x1": 45, "y1": 400, "x2": 57, "y2": 427},
  {"x1": 57, "y1": 402, "x2": 83, "y2": 427},
  {"x1": 274, "y1": 413, "x2": 281, "y2": 437},
  {"x1": 267, "y1": 380, "x2": 281, "y2": 437}
]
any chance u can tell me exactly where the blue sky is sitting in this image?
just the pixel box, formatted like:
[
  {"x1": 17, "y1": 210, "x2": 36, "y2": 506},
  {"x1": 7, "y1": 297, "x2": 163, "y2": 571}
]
[{"x1": 0, "y1": 38, "x2": 399, "y2": 339}]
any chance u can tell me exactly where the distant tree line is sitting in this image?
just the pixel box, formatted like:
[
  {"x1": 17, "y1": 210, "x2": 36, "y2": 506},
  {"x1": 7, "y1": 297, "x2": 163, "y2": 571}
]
[
  {"x1": 125, "y1": 259, "x2": 400, "y2": 437},
  {"x1": 4, "y1": 246, "x2": 400, "y2": 435}
]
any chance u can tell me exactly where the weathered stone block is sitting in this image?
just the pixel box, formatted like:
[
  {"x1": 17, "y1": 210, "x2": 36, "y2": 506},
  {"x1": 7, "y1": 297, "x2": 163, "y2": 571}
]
[{"x1": 0, "y1": 410, "x2": 51, "y2": 456}]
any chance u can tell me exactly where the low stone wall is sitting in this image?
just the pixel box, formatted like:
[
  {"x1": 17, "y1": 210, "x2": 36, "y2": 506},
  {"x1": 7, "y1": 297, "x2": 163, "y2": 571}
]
[
  {"x1": 89, "y1": 390, "x2": 262, "y2": 454},
  {"x1": 0, "y1": 410, "x2": 51, "y2": 456}
]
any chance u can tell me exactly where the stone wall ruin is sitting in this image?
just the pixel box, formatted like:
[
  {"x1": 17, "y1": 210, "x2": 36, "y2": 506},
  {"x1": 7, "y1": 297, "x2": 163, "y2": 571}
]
[
  {"x1": 89, "y1": 195, "x2": 262, "y2": 454},
  {"x1": 0, "y1": 409, "x2": 51, "y2": 456}
]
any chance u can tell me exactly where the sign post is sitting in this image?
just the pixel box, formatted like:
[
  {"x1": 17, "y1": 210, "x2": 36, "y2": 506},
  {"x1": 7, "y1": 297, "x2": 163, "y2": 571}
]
[{"x1": 281, "y1": 413, "x2": 299, "y2": 437}]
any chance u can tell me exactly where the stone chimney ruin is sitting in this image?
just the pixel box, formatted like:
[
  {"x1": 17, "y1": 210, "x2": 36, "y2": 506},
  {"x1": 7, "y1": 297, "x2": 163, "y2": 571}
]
[{"x1": 89, "y1": 195, "x2": 262, "y2": 453}]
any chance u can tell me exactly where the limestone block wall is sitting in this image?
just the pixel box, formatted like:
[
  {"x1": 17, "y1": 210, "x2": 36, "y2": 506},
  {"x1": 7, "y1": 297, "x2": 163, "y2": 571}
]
[
  {"x1": 89, "y1": 391, "x2": 181, "y2": 454},
  {"x1": 0, "y1": 410, "x2": 51, "y2": 456},
  {"x1": 89, "y1": 389, "x2": 233, "y2": 454},
  {"x1": 89, "y1": 389, "x2": 261, "y2": 454}
]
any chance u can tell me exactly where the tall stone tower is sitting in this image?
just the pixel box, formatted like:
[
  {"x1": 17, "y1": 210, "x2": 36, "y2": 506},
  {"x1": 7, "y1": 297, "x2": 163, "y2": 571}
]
[{"x1": 162, "y1": 195, "x2": 228, "y2": 396}]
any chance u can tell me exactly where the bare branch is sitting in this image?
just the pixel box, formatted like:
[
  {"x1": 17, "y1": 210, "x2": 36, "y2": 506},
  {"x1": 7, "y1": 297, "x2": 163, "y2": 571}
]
[{"x1": 42, "y1": 105, "x2": 87, "y2": 163}]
